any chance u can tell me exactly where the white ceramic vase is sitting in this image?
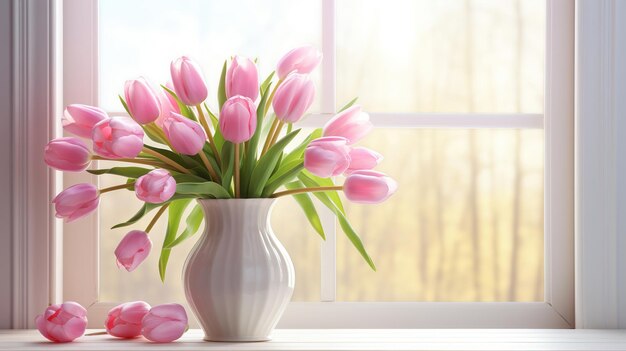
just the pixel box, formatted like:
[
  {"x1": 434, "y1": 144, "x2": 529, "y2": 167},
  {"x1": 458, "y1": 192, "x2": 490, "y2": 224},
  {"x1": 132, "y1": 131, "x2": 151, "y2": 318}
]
[{"x1": 183, "y1": 198, "x2": 295, "y2": 342}]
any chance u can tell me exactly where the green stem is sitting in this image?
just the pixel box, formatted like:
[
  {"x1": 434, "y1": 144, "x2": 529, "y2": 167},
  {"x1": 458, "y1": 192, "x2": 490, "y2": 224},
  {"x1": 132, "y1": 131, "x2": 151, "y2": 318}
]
[
  {"x1": 271, "y1": 185, "x2": 343, "y2": 198},
  {"x1": 196, "y1": 105, "x2": 222, "y2": 166},
  {"x1": 142, "y1": 147, "x2": 190, "y2": 174},
  {"x1": 99, "y1": 182, "x2": 135, "y2": 194},
  {"x1": 262, "y1": 78, "x2": 283, "y2": 117},
  {"x1": 234, "y1": 143, "x2": 240, "y2": 197},
  {"x1": 199, "y1": 151, "x2": 220, "y2": 182},
  {"x1": 145, "y1": 203, "x2": 169, "y2": 233}
]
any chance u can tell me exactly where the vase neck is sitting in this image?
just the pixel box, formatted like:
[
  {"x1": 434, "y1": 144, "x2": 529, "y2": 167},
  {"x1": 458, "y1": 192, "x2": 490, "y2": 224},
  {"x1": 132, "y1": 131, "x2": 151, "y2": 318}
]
[{"x1": 197, "y1": 199, "x2": 276, "y2": 236}]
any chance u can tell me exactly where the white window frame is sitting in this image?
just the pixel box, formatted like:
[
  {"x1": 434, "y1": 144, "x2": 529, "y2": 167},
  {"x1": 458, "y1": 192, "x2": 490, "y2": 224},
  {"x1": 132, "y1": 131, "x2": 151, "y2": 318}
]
[{"x1": 60, "y1": 0, "x2": 574, "y2": 328}]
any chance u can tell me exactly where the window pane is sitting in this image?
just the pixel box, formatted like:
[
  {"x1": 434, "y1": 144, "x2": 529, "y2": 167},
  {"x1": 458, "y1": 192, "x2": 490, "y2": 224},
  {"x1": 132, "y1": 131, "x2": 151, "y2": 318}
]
[
  {"x1": 336, "y1": 129, "x2": 544, "y2": 301},
  {"x1": 99, "y1": 0, "x2": 321, "y2": 112},
  {"x1": 337, "y1": 0, "x2": 545, "y2": 113}
]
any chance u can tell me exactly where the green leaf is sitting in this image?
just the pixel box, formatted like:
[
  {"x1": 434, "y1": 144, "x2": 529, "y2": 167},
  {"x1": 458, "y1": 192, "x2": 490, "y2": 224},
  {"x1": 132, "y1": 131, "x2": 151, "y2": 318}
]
[
  {"x1": 302, "y1": 186, "x2": 375, "y2": 270},
  {"x1": 176, "y1": 182, "x2": 231, "y2": 199},
  {"x1": 205, "y1": 104, "x2": 219, "y2": 128},
  {"x1": 111, "y1": 202, "x2": 161, "y2": 229},
  {"x1": 162, "y1": 85, "x2": 197, "y2": 121},
  {"x1": 299, "y1": 171, "x2": 346, "y2": 214},
  {"x1": 88, "y1": 167, "x2": 151, "y2": 178},
  {"x1": 338, "y1": 97, "x2": 359, "y2": 113},
  {"x1": 217, "y1": 60, "x2": 227, "y2": 110},
  {"x1": 143, "y1": 145, "x2": 195, "y2": 170},
  {"x1": 282, "y1": 128, "x2": 322, "y2": 165},
  {"x1": 159, "y1": 199, "x2": 192, "y2": 281},
  {"x1": 165, "y1": 204, "x2": 204, "y2": 248},
  {"x1": 247, "y1": 129, "x2": 301, "y2": 198},
  {"x1": 220, "y1": 142, "x2": 235, "y2": 191},
  {"x1": 240, "y1": 82, "x2": 272, "y2": 197},
  {"x1": 172, "y1": 173, "x2": 208, "y2": 183},
  {"x1": 262, "y1": 160, "x2": 304, "y2": 197},
  {"x1": 284, "y1": 181, "x2": 325, "y2": 239},
  {"x1": 118, "y1": 95, "x2": 131, "y2": 115},
  {"x1": 260, "y1": 71, "x2": 275, "y2": 96}
]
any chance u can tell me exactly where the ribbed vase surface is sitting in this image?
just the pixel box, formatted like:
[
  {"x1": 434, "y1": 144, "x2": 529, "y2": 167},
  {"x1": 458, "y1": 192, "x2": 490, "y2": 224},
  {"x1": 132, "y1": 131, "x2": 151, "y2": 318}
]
[{"x1": 183, "y1": 199, "x2": 295, "y2": 342}]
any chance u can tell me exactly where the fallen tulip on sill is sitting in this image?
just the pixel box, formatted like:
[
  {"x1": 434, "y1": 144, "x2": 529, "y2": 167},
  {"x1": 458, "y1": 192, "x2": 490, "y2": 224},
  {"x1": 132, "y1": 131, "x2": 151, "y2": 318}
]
[
  {"x1": 141, "y1": 303, "x2": 188, "y2": 342},
  {"x1": 35, "y1": 302, "x2": 87, "y2": 343},
  {"x1": 105, "y1": 301, "x2": 151, "y2": 339}
]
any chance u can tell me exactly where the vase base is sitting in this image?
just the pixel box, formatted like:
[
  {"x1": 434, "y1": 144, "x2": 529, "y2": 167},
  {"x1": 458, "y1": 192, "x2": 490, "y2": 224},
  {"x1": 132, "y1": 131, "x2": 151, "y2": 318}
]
[{"x1": 204, "y1": 335, "x2": 271, "y2": 342}]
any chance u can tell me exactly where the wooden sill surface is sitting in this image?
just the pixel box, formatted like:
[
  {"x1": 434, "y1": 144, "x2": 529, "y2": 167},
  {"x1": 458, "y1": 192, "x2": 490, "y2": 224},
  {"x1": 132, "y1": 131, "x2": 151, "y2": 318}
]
[{"x1": 1, "y1": 329, "x2": 626, "y2": 350}]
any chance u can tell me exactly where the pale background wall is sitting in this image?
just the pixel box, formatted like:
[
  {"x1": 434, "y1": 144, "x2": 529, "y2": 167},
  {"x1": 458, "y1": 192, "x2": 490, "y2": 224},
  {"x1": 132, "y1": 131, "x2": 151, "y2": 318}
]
[{"x1": 0, "y1": 0, "x2": 14, "y2": 329}]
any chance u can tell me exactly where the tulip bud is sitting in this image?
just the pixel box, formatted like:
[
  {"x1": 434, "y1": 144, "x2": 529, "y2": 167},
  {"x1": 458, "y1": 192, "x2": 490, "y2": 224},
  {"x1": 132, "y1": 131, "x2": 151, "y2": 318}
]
[
  {"x1": 115, "y1": 230, "x2": 152, "y2": 272},
  {"x1": 92, "y1": 117, "x2": 144, "y2": 159},
  {"x1": 170, "y1": 56, "x2": 208, "y2": 106},
  {"x1": 62, "y1": 104, "x2": 108, "y2": 138},
  {"x1": 219, "y1": 95, "x2": 257, "y2": 143},
  {"x1": 276, "y1": 46, "x2": 323, "y2": 80},
  {"x1": 304, "y1": 136, "x2": 351, "y2": 177},
  {"x1": 162, "y1": 112, "x2": 207, "y2": 155},
  {"x1": 135, "y1": 169, "x2": 176, "y2": 204},
  {"x1": 141, "y1": 303, "x2": 188, "y2": 342},
  {"x1": 226, "y1": 56, "x2": 259, "y2": 101},
  {"x1": 272, "y1": 74, "x2": 315, "y2": 123},
  {"x1": 345, "y1": 147, "x2": 383, "y2": 174},
  {"x1": 105, "y1": 301, "x2": 151, "y2": 339},
  {"x1": 35, "y1": 302, "x2": 87, "y2": 343},
  {"x1": 52, "y1": 183, "x2": 99, "y2": 222},
  {"x1": 323, "y1": 105, "x2": 373, "y2": 145},
  {"x1": 44, "y1": 137, "x2": 91, "y2": 172},
  {"x1": 124, "y1": 77, "x2": 161, "y2": 124},
  {"x1": 343, "y1": 170, "x2": 397, "y2": 204}
]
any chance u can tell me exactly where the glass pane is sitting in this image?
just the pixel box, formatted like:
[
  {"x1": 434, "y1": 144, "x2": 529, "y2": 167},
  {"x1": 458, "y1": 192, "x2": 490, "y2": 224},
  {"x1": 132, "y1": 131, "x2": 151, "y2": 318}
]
[
  {"x1": 336, "y1": 129, "x2": 544, "y2": 301},
  {"x1": 99, "y1": 0, "x2": 321, "y2": 112},
  {"x1": 337, "y1": 0, "x2": 545, "y2": 113},
  {"x1": 99, "y1": 176, "x2": 321, "y2": 325}
]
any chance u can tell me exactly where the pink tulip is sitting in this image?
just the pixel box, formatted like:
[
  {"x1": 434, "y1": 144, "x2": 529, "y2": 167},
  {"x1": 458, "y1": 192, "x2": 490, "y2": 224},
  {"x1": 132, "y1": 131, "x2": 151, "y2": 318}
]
[
  {"x1": 135, "y1": 169, "x2": 176, "y2": 203},
  {"x1": 276, "y1": 46, "x2": 323, "y2": 80},
  {"x1": 226, "y1": 56, "x2": 259, "y2": 101},
  {"x1": 272, "y1": 73, "x2": 315, "y2": 123},
  {"x1": 124, "y1": 77, "x2": 161, "y2": 124},
  {"x1": 62, "y1": 104, "x2": 108, "y2": 138},
  {"x1": 115, "y1": 230, "x2": 152, "y2": 272},
  {"x1": 105, "y1": 301, "x2": 151, "y2": 338},
  {"x1": 304, "y1": 136, "x2": 351, "y2": 177},
  {"x1": 52, "y1": 183, "x2": 99, "y2": 222},
  {"x1": 162, "y1": 112, "x2": 207, "y2": 155},
  {"x1": 155, "y1": 83, "x2": 181, "y2": 128},
  {"x1": 345, "y1": 147, "x2": 383, "y2": 174},
  {"x1": 170, "y1": 56, "x2": 208, "y2": 106},
  {"x1": 343, "y1": 170, "x2": 398, "y2": 204},
  {"x1": 323, "y1": 105, "x2": 373, "y2": 145},
  {"x1": 44, "y1": 137, "x2": 91, "y2": 172},
  {"x1": 141, "y1": 303, "x2": 188, "y2": 342},
  {"x1": 219, "y1": 95, "x2": 257, "y2": 143},
  {"x1": 92, "y1": 117, "x2": 144, "y2": 159},
  {"x1": 35, "y1": 301, "x2": 87, "y2": 343}
]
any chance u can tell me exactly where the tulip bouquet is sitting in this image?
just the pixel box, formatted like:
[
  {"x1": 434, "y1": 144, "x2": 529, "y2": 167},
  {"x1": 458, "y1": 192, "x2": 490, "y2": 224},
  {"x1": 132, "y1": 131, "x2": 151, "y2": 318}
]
[{"x1": 45, "y1": 46, "x2": 397, "y2": 278}]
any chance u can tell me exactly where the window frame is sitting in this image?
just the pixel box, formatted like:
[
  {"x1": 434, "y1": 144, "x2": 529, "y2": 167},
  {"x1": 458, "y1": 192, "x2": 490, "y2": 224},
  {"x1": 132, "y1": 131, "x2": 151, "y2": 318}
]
[{"x1": 62, "y1": 0, "x2": 574, "y2": 328}]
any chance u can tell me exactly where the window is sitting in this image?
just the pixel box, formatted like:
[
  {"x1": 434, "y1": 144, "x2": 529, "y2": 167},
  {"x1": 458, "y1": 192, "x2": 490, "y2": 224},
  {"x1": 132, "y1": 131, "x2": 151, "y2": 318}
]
[{"x1": 63, "y1": 0, "x2": 573, "y2": 328}]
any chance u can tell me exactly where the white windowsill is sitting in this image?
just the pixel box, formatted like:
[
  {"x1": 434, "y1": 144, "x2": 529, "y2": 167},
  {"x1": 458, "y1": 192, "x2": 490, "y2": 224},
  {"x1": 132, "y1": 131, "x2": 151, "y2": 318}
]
[{"x1": 2, "y1": 329, "x2": 626, "y2": 350}]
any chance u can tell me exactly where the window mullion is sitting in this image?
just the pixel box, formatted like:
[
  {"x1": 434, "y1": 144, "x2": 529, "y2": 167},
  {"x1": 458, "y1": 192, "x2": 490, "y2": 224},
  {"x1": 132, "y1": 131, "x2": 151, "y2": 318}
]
[{"x1": 319, "y1": 0, "x2": 337, "y2": 302}]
